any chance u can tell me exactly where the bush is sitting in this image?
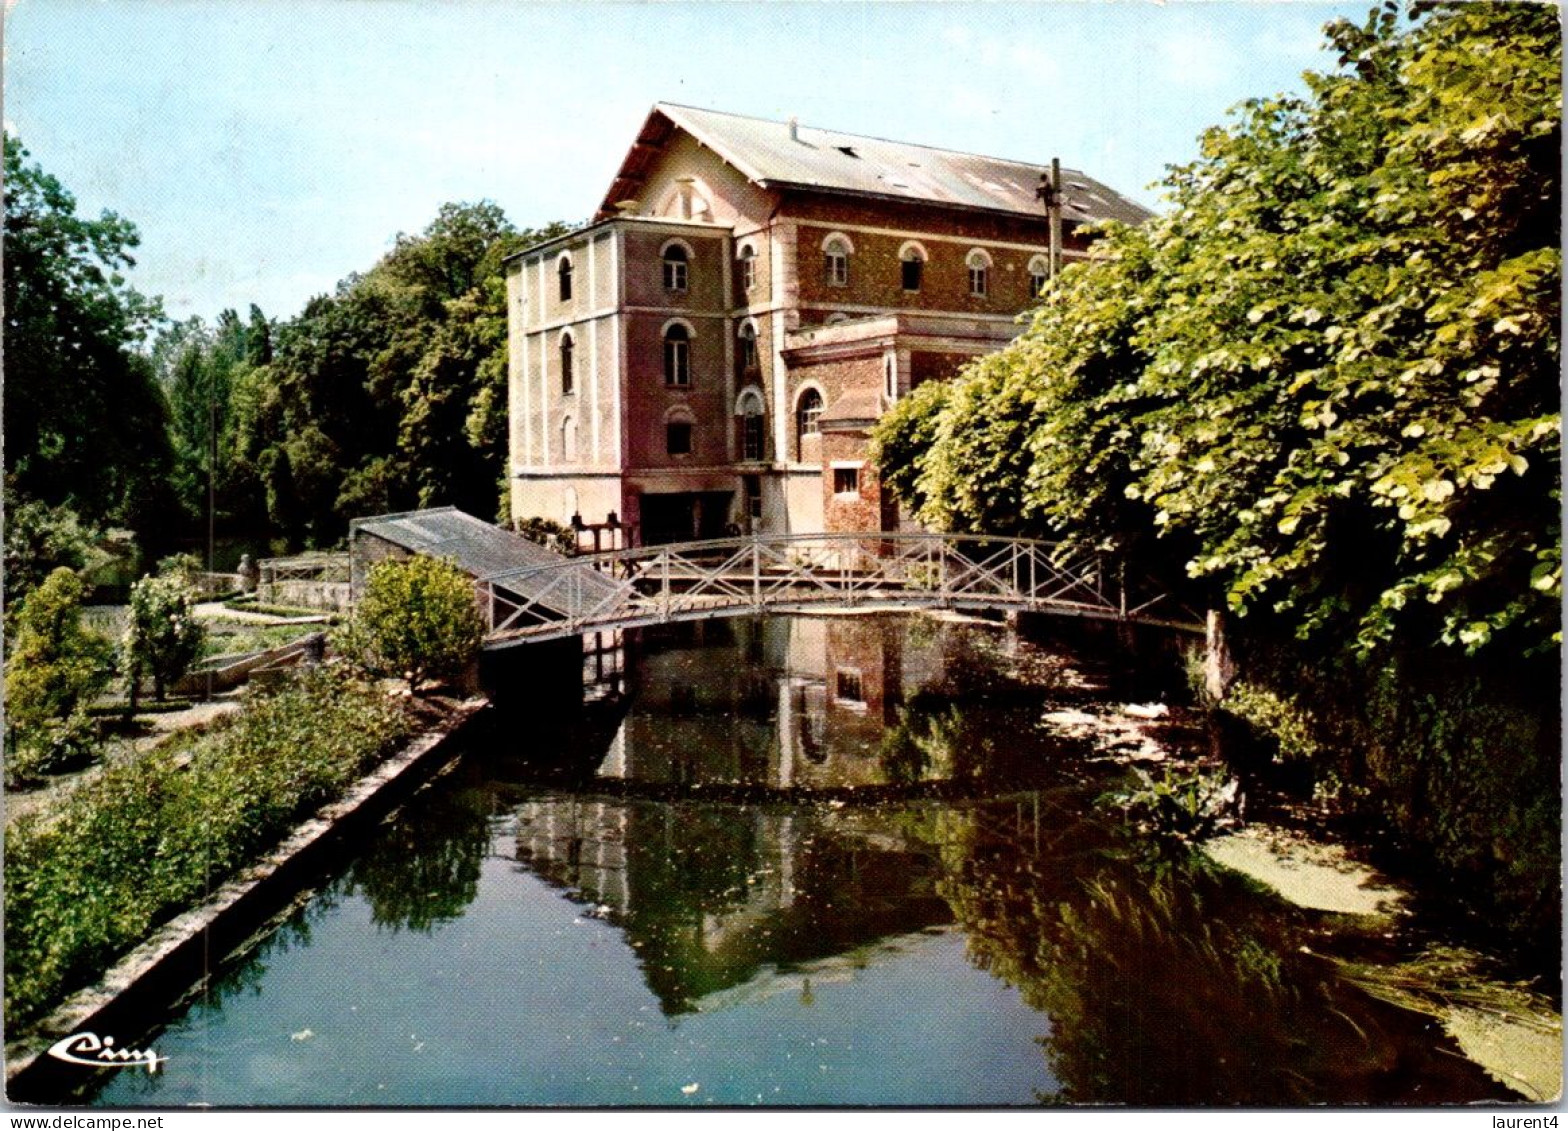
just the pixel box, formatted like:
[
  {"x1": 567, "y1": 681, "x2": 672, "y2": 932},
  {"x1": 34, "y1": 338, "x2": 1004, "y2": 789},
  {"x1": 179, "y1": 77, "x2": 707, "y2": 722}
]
[
  {"x1": 350, "y1": 555, "x2": 484, "y2": 694},
  {"x1": 4, "y1": 568, "x2": 114, "y2": 783},
  {"x1": 123, "y1": 572, "x2": 206, "y2": 701},
  {"x1": 513, "y1": 515, "x2": 576, "y2": 556},
  {"x1": 3, "y1": 664, "x2": 410, "y2": 1027}
]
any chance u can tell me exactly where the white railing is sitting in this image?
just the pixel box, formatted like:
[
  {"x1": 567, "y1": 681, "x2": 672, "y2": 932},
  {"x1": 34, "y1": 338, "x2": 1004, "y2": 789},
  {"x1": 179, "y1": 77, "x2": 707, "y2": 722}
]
[{"x1": 473, "y1": 532, "x2": 1201, "y2": 649}]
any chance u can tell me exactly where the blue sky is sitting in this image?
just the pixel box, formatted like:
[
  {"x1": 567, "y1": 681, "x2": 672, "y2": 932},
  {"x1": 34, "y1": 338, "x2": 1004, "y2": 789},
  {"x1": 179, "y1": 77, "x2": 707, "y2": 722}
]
[{"x1": 6, "y1": 0, "x2": 1375, "y2": 325}]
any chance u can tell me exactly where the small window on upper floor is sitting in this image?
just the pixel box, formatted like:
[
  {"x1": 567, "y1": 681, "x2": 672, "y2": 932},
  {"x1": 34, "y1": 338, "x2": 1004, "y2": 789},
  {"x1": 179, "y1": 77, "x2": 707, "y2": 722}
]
[
  {"x1": 560, "y1": 333, "x2": 575, "y2": 395},
  {"x1": 663, "y1": 245, "x2": 689, "y2": 292},
  {"x1": 899, "y1": 242, "x2": 927, "y2": 293},
  {"x1": 738, "y1": 322, "x2": 759, "y2": 373},
  {"x1": 738, "y1": 393, "x2": 766, "y2": 462},
  {"x1": 739, "y1": 245, "x2": 757, "y2": 291},
  {"x1": 796, "y1": 387, "x2": 823, "y2": 460},
  {"x1": 557, "y1": 256, "x2": 574, "y2": 302},
  {"x1": 833, "y1": 466, "x2": 860, "y2": 496},
  {"x1": 823, "y1": 236, "x2": 851, "y2": 288},
  {"x1": 1028, "y1": 254, "x2": 1050, "y2": 296},
  {"x1": 664, "y1": 324, "x2": 691, "y2": 387},
  {"x1": 967, "y1": 249, "x2": 992, "y2": 298},
  {"x1": 666, "y1": 420, "x2": 693, "y2": 456}
]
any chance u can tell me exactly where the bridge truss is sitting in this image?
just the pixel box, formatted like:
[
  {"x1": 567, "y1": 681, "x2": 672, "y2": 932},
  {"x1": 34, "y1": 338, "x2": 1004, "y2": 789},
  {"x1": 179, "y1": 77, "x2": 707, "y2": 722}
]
[{"x1": 474, "y1": 532, "x2": 1202, "y2": 650}]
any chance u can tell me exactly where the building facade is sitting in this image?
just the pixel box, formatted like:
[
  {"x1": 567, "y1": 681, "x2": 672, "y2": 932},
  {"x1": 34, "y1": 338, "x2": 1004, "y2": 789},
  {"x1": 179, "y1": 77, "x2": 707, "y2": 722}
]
[{"x1": 507, "y1": 103, "x2": 1149, "y2": 544}]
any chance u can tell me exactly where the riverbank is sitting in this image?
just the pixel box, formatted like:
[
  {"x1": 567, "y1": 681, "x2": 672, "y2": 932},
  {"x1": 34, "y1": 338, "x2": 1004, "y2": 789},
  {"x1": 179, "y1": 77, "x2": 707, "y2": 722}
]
[{"x1": 4, "y1": 667, "x2": 485, "y2": 1096}]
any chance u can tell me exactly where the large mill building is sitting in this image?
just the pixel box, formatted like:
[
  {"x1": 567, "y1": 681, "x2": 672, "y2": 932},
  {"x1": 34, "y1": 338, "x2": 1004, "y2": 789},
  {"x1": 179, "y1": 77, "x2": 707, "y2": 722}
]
[{"x1": 506, "y1": 103, "x2": 1150, "y2": 545}]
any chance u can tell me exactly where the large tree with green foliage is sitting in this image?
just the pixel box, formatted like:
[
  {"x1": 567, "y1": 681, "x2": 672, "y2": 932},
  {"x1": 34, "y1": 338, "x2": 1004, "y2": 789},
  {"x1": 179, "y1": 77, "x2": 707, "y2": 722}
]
[
  {"x1": 2, "y1": 136, "x2": 180, "y2": 548},
  {"x1": 233, "y1": 204, "x2": 574, "y2": 546},
  {"x1": 874, "y1": 1, "x2": 1560, "y2": 659}
]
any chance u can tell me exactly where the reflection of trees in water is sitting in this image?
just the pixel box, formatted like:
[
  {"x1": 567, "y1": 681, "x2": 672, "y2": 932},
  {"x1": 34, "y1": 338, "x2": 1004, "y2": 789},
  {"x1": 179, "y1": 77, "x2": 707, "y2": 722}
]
[
  {"x1": 346, "y1": 784, "x2": 495, "y2": 934},
  {"x1": 878, "y1": 690, "x2": 1069, "y2": 786},
  {"x1": 934, "y1": 801, "x2": 1512, "y2": 1104}
]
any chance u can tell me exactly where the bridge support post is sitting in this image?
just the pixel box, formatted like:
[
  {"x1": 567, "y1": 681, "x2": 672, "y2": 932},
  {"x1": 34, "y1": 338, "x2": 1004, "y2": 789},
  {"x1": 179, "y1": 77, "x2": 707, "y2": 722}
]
[{"x1": 1204, "y1": 608, "x2": 1237, "y2": 701}]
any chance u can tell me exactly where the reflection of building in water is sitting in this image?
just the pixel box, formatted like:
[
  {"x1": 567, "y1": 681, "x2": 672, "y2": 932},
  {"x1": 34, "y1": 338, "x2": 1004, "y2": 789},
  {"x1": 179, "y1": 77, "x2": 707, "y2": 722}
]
[
  {"x1": 599, "y1": 615, "x2": 942, "y2": 789},
  {"x1": 512, "y1": 795, "x2": 950, "y2": 1014}
]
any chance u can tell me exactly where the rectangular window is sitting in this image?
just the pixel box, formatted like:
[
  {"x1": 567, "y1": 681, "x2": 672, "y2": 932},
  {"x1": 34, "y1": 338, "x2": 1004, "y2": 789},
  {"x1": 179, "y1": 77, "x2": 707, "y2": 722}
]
[
  {"x1": 745, "y1": 475, "x2": 763, "y2": 521},
  {"x1": 743, "y1": 414, "x2": 764, "y2": 461},
  {"x1": 1030, "y1": 272, "x2": 1048, "y2": 295},
  {"x1": 901, "y1": 258, "x2": 923, "y2": 292},
  {"x1": 833, "y1": 466, "x2": 859, "y2": 495},
  {"x1": 742, "y1": 256, "x2": 756, "y2": 290},
  {"x1": 666, "y1": 422, "x2": 693, "y2": 456},
  {"x1": 969, "y1": 267, "x2": 988, "y2": 297},
  {"x1": 824, "y1": 253, "x2": 848, "y2": 287},
  {"x1": 835, "y1": 669, "x2": 864, "y2": 703},
  {"x1": 664, "y1": 260, "x2": 688, "y2": 292}
]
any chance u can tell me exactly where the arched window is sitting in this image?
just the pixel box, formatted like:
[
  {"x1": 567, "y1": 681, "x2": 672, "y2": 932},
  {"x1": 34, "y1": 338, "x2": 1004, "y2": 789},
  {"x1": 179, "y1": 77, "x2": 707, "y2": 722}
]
[
  {"x1": 796, "y1": 387, "x2": 823, "y2": 459},
  {"x1": 559, "y1": 332, "x2": 575, "y2": 395},
  {"x1": 557, "y1": 255, "x2": 573, "y2": 301},
  {"x1": 662, "y1": 243, "x2": 689, "y2": 292},
  {"x1": 1028, "y1": 254, "x2": 1050, "y2": 296},
  {"x1": 737, "y1": 321, "x2": 759, "y2": 373},
  {"x1": 561, "y1": 415, "x2": 578, "y2": 462},
  {"x1": 822, "y1": 234, "x2": 852, "y2": 288},
  {"x1": 966, "y1": 248, "x2": 992, "y2": 297},
  {"x1": 663, "y1": 323, "x2": 691, "y2": 387},
  {"x1": 899, "y1": 242, "x2": 927, "y2": 292},
  {"x1": 738, "y1": 244, "x2": 758, "y2": 291},
  {"x1": 737, "y1": 389, "x2": 766, "y2": 462}
]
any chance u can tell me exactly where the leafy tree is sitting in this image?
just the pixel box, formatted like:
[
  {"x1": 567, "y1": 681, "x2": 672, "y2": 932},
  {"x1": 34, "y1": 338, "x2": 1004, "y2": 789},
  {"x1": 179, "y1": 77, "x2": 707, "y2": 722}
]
[
  {"x1": 350, "y1": 555, "x2": 485, "y2": 694},
  {"x1": 123, "y1": 573, "x2": 205, "y2": 703},
  {"x1": 236, "y1": 207, "x2": 575, "y2": 547},
  {"x1": 4, "y1": 568, "x2": 114, "y2": 780},
  {"x1": 875, "y1": 1, "x2": 1560, "y2": 659},
  {"x1": 2, "y1": 492, "x2": 112, "y2": 614},
  {"x1": 2, "y1": 135, "x2": 179, "y2": 549}
]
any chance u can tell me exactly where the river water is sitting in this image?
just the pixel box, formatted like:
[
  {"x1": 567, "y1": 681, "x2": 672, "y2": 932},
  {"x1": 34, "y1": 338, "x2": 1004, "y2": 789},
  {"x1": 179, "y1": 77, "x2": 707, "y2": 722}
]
[{"x1": 89, "y1": 614, "x2": 1515, "y2": 1106}]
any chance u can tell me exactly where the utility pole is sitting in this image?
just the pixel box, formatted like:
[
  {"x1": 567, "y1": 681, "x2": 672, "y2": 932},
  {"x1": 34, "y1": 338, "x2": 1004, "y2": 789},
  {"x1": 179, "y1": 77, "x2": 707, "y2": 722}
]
[{"x1": 1036, "y1": 159, "x2": 1063, "y2": 280}]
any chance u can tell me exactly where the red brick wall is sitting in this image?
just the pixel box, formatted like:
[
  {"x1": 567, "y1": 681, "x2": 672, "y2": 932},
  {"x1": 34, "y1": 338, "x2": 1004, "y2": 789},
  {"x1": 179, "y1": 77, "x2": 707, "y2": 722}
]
[
  {"x1": 821, "y1": 427, "x2": 896, "y2": 534},
  {"x1": 785, "y1": 353, "x2": 881, "y2": 463},
  {"x1": 910, "y1": 351, "x2": 975, "y2": 387},
  {"x1": 621, "y1": 226, "x2": 729, "y2": 311},
  {"x1": 785, "y1": 194, "x2": 1084, "y2": 316},
  {"x1": 623, "y1": 313, "x2": 729, "y2": 470}
]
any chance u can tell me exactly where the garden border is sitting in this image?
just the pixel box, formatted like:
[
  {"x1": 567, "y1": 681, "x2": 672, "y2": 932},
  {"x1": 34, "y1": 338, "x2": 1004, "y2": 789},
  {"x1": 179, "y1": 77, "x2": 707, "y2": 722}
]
[{"x1": 4, "y1": 695, "x2": 489, "y2": 1100}]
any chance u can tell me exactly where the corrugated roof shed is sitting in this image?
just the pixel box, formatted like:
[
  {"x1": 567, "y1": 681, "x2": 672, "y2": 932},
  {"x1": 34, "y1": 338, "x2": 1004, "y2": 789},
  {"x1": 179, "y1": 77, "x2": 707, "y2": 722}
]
[
  {"x1": 600, "y1": 103, "x2": 1153, "y2": 227},
  {"x1": 351, "y1": 508, "x2": 626, "y2": 621}
]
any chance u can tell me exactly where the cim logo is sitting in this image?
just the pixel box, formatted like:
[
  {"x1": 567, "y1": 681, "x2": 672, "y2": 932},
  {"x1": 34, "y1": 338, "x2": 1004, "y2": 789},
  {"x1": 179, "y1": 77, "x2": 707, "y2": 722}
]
[{"x1": 46, "y1": 1032, "x2": 166, "y2": 1074}]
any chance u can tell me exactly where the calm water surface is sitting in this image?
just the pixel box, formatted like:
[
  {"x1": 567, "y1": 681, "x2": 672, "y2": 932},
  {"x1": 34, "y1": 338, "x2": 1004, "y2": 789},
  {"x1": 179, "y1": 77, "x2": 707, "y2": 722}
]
[{"x1": 90, "y1": 615, "x2": 1510, "y2": 1106}]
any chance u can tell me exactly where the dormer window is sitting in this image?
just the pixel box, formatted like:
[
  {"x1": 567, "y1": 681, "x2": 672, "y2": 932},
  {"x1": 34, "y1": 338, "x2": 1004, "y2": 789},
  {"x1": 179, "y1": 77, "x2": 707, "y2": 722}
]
[
  {"x1": 557, "y1": 256, "x2": 573, "y2": 301},
  {"x1": 663, "y1": 244, "x2": 689, "y2": 292}
]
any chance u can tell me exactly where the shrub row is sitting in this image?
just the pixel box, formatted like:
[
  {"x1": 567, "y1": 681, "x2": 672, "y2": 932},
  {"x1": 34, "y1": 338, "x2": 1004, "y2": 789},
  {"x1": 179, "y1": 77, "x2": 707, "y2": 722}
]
[{"x1": 4, "y1": 665, "x2": 411, "y2": 1027}]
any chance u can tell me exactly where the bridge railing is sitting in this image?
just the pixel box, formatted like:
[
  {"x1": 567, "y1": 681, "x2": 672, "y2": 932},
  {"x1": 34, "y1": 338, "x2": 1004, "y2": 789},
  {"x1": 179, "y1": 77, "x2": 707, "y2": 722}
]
[{"x1": 474, "y1": 532, "x2": 1200, "y2": 646}]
